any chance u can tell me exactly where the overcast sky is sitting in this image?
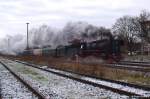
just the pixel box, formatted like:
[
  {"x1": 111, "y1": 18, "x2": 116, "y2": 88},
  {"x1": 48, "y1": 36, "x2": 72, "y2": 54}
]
[{"x1": 0, "y1": 0, "x2": 150, "y2": 38}]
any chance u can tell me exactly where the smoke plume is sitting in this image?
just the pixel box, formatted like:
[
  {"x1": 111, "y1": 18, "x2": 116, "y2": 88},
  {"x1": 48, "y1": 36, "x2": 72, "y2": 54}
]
[{"x1": 0, "y1": 21, "x2": 110, "y2": 55}]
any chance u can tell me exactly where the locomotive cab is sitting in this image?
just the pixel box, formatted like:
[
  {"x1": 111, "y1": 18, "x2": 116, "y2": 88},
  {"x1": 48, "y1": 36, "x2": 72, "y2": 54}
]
[
  {"x1": 110, "y1": 36, "x2": 124, "y2": 62},
  {"x1": 79, "y1": 39, "x2": 111, "y2": 58}
]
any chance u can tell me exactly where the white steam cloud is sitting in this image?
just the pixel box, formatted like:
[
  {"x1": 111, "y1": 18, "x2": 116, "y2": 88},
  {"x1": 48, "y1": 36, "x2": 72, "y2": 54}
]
[{"x1": 0, "y1": 21, "x2": 110, "y2": 55}]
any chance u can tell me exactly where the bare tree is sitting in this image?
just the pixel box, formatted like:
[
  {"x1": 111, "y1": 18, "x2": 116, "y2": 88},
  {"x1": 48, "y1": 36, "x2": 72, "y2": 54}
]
[
  {"x1": 112, "y1": 16, "x2": 141, "y2": 54},
  {"x1": 139, "y1": 10, "x2": 150, "y2": 42}
]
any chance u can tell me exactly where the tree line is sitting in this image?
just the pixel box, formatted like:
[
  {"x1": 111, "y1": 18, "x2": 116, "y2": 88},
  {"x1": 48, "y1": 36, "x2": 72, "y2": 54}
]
[
  {"x1": 112, "y1": 10, "x2": 150, "y2": 54},
  {"x1": 0, "y1": 10, "x2": 150, "y2": 55}
]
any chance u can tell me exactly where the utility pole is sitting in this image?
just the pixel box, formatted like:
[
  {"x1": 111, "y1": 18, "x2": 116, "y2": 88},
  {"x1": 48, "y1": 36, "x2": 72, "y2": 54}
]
[
  {"x1": 26, "y1": 23, "x2": 29, "y2": 50},
  {"x1": 7, "y1": 38, "x2": 10, "y2": 53}
]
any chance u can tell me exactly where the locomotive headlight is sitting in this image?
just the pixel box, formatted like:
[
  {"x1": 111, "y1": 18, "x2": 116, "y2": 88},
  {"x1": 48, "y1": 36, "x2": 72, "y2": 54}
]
[{"x1": 81, "y1": 45, "x2": 83, "y2": 49}]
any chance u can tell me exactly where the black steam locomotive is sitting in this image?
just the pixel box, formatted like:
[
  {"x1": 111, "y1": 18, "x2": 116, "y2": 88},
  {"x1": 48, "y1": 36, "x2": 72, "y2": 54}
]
[
  {"x1": 55, "y1": 37, "x2": 123, "y2": 61},
  {"x1": 19, "y1": 35, "x2": 123, "y2": 62}
]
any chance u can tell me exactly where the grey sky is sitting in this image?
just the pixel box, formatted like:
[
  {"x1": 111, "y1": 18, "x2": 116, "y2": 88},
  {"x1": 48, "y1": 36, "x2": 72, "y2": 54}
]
[{"x1": 0, "y1": 0, "x2": 150, "y2": 38}]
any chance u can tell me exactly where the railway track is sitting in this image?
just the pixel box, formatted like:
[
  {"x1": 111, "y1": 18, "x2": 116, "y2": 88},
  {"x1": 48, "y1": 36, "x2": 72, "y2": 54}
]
[
  {"x1": 118, "y1": 61, "x2": 150, "y2": 67},
  {"x1": 103, "y1": 62, "x2": 150, "y2": 72},
  {"x1": 4, "y1": 57, "x2": 150, "y2": 72},
  {"x1": 121, "y1": 60, "x2": 150, "y2": 64},
  {"x1": 4, "y1": 58, "x2": 150, "y2": 98},
  {"x1": 13, "y1": 60, "x2": 150, "y2": 89},
  {"x1": 72, "y1": 59, "x2": 150, "y2": 72},
  {"x1": 0, "y1": 61, "x2": 45, "y2": 99}
]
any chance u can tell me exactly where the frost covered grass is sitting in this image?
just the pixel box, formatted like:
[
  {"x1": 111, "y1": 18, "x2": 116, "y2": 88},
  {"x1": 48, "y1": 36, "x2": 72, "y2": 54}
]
[
  {"x1": 45, "y1": 68, "x2": 150, "y2": 97},
  {"x1": 0, "y1": 64, "x2": 38, "y2": 99},
  {"x1": 1, "y1": 59, "x2": 130, "y2": 99},
  {"x1": 7, "y1": 55, "x2": 150, "y2": 87},
  {"x1": 7, "y1": 62, "x2": 48, "y2": 82}
]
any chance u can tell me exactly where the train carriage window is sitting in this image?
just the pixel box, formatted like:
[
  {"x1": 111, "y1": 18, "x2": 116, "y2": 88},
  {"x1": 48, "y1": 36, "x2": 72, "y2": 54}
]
[
  {"x1": 91, "y1": 43, "x2": 97, "y2": 48},
  {"x1": 87, "y1": 43, "x2": 90, "y2": 49},
  {"x1": 97, "y1": 42, "x2": 104, "y2": 48}
]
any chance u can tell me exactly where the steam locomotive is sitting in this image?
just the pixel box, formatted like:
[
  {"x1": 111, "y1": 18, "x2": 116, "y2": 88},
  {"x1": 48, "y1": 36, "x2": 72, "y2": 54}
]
[{"x1": 19, "y1": 35, "x2": 124, "y2": 62}]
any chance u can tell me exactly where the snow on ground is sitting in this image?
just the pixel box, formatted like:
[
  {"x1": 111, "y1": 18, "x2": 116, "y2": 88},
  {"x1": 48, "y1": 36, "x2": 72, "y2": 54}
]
[
  {"x1": 105, "y1": 64, "x2": 150, "y2": 69},
  {"x1": 0, "y1": 64, "x2": 38, "y2": 99},
  {"x1": 45, "y1": 67, "x2": 150, "y2": 97},
  {"x1": 1, "y1": 59, "x2": 130, "y2": 99}
]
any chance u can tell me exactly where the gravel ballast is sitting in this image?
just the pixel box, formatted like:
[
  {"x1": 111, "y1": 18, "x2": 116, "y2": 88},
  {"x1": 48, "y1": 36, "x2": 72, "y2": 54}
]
[
  {"x1": 0, "y1": 59, "x2": 131, "y2": 99},
  {"x1": 0, "y1": 64, "x2": 38, "y2": 99}
]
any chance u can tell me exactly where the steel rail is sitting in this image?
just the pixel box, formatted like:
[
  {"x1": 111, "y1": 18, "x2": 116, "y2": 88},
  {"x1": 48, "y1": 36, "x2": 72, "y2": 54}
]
[
  {"x1": 0, "y1": 61, "x2": 45, "y2": 99},
  {"x1": 8, "y1": 59, "x2": 145, "y2": 97}
]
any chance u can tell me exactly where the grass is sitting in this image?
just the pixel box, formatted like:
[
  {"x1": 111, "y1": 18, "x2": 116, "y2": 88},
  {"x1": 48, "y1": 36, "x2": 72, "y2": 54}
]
[
  {"x1": 122, "y1": 74, "x2": 150, "y2": 86},
  {"x1": 28, "y1": 74, "x2": 48, "y2": 82},
  {"x1": 22, "y1": 68, "x2": 48, "y2": 82},
  {"x1": 23, "y1": 69, "x2": 48, "y2": 82},
  {"x1": 21, "y1": 68, "x2": 38, "y2": 75},
  {"x1": 10, "y1": 63, "x2": 48, "y2": 82}
]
